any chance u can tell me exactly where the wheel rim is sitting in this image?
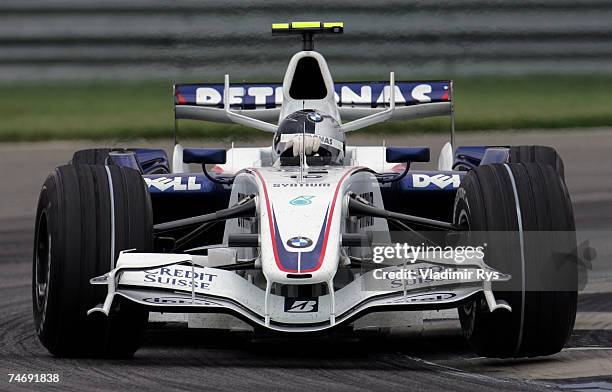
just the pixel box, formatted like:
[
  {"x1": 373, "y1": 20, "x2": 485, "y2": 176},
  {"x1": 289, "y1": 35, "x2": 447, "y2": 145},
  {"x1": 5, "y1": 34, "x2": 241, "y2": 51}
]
[{"x1": 34, "y1": 211, "x2": 51, "y2": 316}]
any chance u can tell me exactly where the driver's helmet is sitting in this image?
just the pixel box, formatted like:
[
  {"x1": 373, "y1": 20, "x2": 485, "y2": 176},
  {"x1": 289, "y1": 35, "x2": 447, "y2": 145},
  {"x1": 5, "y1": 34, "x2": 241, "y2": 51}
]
[{"x1": 272, "y1": 109, "x2": 345, "y2": 166}]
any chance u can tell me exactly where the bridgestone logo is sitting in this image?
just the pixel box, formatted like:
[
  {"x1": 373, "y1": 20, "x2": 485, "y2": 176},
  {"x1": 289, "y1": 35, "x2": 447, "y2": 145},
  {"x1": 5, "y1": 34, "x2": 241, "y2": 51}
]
[{"x1": 284, "y1": 298, "x2": 318, "y2": 313}]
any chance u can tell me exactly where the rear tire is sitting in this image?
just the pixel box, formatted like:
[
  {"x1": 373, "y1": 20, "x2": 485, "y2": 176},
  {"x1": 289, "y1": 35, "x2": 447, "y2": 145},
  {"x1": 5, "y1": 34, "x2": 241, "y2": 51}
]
[
  {"x1": 71, "y1": 148, "x2": 113, "y2": 165},
  {"x1": 509, "y1": 145, "x2": 565, "y2": 180},
  {"x1": 33, "y1": 164, "x2": 153, "y2": 358},
  {"x1": 454, "y1": 162, "x2": 577, "y2": 358}
]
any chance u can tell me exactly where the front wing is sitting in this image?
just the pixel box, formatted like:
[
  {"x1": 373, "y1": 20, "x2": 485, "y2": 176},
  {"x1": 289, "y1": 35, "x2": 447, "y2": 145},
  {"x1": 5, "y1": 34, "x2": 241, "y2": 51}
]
[{"x1": 89, "y1": 252, "x2": 511, "y2": 332}]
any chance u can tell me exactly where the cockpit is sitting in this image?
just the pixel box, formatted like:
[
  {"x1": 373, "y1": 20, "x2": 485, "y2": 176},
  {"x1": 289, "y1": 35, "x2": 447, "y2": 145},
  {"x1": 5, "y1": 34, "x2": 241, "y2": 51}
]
[{"x1": 273, "y1": 109, "x2": 345, "y2": 167}]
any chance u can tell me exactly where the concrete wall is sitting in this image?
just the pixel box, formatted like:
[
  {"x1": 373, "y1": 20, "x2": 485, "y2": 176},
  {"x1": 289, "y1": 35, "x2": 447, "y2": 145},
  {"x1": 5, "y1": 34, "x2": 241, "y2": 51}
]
[{"x1": 2, "y1": 0, "x2": 612, "y2": 81}]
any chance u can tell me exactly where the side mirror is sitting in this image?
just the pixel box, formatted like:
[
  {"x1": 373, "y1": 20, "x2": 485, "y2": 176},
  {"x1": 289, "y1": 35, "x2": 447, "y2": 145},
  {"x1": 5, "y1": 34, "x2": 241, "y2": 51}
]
[
  {"x1": 183, "y1": 148, "x2": 226, "y2": 164},
  {"x1": 385, "y1": 147, "x2": 430, "y2": 163}
]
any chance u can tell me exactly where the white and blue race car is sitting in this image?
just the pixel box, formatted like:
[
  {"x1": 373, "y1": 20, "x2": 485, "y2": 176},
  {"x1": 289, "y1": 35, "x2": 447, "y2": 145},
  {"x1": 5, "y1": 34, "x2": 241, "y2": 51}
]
[{"x1": 33, "y1": 22, "x2": 577, "y2": 359}]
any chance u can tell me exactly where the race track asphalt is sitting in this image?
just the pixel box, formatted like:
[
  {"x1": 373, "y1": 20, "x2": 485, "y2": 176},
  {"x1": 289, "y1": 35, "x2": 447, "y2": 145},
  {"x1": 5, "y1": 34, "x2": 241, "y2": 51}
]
[{"x1": 1, "y1": 129, "x2": 611, "y2": 391}]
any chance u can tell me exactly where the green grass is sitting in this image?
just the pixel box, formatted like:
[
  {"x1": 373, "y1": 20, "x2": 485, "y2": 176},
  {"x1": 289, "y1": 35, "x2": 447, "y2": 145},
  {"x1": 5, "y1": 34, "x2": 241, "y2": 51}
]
[{"x1": 0, "y1": 75, "x2": 611, "y2": 142}]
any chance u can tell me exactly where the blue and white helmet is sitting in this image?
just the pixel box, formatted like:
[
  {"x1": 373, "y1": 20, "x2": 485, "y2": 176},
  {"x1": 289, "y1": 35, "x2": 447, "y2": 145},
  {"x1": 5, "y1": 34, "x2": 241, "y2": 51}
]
[{"x1": 273, "y1": 109, "x2": 345, "y2": 166}]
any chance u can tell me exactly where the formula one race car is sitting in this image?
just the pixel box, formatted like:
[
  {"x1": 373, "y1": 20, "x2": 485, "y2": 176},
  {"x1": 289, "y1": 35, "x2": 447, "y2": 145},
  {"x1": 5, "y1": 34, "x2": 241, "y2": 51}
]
[{"x1": 33, "y1": 22, "x2": 577, "y2": 358}]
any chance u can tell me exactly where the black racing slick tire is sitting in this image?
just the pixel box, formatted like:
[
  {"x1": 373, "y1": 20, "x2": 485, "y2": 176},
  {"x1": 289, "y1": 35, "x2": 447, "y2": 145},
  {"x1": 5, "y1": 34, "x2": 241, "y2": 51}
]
[
  {"x1": 509, "y1": 145, "x2": 565, "y2": 180},
  {"x1": 33, "y1": 164, "x2": 153, "y2": 358},
  {"x1": 71, "y1": 148, "x2": 113, "y2": 165},
  {"x1": 454, "y1": 163, "x2": 577, "y2": 358}
]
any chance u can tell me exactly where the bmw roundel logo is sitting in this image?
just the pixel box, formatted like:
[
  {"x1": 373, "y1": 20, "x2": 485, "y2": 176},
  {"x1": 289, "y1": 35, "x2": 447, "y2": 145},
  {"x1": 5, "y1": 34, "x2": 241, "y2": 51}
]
[
  {"x1": 307, "y1": 112, "x2": 323, "y2": 123},
  {"x1": 287, "y1": 236, "x2": 313, "y2": 249}
]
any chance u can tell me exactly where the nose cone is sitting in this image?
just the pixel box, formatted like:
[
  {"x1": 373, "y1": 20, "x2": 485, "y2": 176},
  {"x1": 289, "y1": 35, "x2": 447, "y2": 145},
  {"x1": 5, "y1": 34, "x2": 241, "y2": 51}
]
[
  {"x1": 253, "y1": 166, "x2": 356, "y2": 285},
  {"x1": 263, "y1": 204, "x2": 338, "y2": 284}
]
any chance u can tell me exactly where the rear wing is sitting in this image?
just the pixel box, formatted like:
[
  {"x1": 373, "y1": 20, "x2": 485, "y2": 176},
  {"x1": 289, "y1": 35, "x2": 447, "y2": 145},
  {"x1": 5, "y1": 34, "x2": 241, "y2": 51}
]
[{"x1": 174, "y1": 80, "x2": 452, "y2": 128}]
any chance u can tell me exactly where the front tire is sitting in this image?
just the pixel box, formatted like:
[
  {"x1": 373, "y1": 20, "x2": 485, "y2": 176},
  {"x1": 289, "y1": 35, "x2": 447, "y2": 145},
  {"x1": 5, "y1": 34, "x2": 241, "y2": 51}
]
[
  {"x1": 33, "y1": 164, "x2": 153, "y2": 358},
  {"x1": 454, "y1": 162, "x2": 577, "y2": 358}
]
